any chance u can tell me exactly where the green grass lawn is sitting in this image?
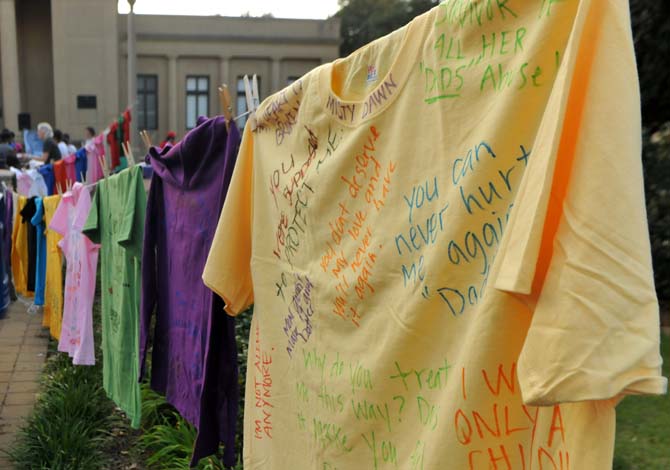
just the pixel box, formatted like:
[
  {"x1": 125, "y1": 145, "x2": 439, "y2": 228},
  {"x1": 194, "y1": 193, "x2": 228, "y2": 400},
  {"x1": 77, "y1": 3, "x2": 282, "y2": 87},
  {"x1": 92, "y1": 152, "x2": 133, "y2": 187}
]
[{"x1": 614, "y1": 332, "x2": 670, "y2": 470}]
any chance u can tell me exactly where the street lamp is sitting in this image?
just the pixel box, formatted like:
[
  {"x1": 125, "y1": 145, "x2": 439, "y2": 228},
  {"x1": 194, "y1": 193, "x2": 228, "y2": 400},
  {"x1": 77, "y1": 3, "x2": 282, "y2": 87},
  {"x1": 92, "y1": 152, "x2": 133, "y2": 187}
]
[{"x1": 127, "y1": 0, "x2": 137, "y2": 154}]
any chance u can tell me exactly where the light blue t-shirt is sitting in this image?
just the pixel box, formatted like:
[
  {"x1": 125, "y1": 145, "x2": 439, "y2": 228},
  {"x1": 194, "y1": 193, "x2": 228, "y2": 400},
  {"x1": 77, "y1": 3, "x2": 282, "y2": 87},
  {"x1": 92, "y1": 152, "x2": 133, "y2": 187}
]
[{"x1": 30, "y1": 197, "x2": 46, "y2": 306}]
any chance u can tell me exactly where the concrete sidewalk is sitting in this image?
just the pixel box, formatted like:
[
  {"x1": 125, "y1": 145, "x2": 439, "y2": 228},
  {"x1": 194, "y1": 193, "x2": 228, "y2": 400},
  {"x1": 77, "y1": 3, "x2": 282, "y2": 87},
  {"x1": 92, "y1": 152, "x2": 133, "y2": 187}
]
[{"x1": 0, "y1": 301, "x2": 49, "y2": 468}]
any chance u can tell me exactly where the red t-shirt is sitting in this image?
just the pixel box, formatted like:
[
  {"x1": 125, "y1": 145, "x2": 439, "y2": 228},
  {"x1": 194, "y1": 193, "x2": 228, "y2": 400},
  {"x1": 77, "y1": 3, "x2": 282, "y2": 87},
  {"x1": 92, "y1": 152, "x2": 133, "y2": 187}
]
[
  {"x1": 123, "y1": 110, "x2": 131, "y2": 144},
  {"x1": 107, "y1": 122, "x2": 120, "y2": 170},
  {"x1": 53, "y1": 160, "x2": 67, "y2": 194}
]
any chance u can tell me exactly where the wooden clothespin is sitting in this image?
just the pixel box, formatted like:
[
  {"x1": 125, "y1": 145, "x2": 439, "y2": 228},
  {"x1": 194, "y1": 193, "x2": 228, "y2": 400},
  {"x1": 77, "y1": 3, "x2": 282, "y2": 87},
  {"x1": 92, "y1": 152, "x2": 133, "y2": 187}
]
[
  {"x1": 251, "y1": 75, "x2": 260, "y2": 129},
  {"x1": 122, "y1": 141, "x2": 136, "y2": 167},
  {"x1": 252, "y1": 74, "x2": 260, "y2": 110},
  {"x1": 98, "y1": 155, "x2": 110, "y2": 179},
  {"x1": 56, "y1": 183, "x2": 63, "y2": 196},
  {"x1": 247, "y1": 75, "x2": 260, "y2": 131},
  {"x1": 233, "y1": 75, "x2": 258, "y2": 129},
  {"x1": 218, "y1": 84, "x2": 232, "y2": 131},
  {"x1": 244, "y1": 75, "x2": 254, "y2": 114},
  {"x1": 140, "y1": 130, "x2": 152, "y2": 153}
]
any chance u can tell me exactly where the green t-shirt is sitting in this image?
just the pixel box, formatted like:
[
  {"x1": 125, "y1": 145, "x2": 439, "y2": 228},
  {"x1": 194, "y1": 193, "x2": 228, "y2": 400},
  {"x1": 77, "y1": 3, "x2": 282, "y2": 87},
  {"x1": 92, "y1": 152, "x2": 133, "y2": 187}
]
[{"x1": 84, "y1": 165, "x2": 146, "y2": 428}]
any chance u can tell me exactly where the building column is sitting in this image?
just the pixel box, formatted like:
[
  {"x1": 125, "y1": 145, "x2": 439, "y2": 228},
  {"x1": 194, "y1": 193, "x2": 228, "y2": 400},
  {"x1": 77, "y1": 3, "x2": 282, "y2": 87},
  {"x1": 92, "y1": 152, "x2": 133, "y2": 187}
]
[
  {"x1": 168, "y1": 55, "x2": 178, "y2": 132},
  {"x1": 0, "y1": 0, "x2": 21, "y2": 131},
  {"x1": 127, "y1": 1, "x2": 138, "y2": 149},
  {"x1": 219, "y1": 57, "x2": 230, "y2": 88},
  {"x1": 272, "y1": 58, "x2": 282, "y2": 93}
]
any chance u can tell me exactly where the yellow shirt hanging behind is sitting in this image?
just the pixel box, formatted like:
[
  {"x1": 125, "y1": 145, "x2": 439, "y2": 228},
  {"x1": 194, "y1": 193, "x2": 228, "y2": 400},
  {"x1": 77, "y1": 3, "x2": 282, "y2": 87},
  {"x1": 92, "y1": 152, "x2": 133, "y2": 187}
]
[
  {"x1": 42, "y1": 195, "x2": 63, "y2": 339},
  {"x1": 11, "y1": 195, "x2": 31, "y2": 298}
]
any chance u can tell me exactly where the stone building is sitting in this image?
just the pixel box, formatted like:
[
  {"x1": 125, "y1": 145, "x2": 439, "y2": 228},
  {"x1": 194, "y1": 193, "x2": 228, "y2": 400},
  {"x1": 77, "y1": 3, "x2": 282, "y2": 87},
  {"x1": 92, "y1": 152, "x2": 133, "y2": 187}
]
[{"x1": 0, "y1": 0, "x2": 340, "y2": 142}]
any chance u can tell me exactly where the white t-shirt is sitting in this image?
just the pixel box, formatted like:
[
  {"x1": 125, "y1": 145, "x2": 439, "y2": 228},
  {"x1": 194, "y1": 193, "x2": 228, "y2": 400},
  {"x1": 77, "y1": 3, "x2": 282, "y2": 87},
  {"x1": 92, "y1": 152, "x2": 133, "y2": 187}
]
[{"x1": 57, "y1": 142, "x2": 69, "y2": 158}]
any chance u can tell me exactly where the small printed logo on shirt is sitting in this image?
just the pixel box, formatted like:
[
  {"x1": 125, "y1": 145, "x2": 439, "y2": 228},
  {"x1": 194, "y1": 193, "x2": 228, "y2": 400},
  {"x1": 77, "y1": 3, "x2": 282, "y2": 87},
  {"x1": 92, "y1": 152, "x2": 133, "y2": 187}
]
[{"x1": 367, "y1": 65, "x2": 378, "y2": 83}]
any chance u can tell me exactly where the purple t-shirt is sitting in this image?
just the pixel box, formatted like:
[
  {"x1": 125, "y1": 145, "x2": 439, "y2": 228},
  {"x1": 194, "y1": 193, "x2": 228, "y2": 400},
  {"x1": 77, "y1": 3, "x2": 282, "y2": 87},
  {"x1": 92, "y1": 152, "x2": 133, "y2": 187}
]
[{"x1": 140, "y1": 116, "x2": 240, "y2": 466}]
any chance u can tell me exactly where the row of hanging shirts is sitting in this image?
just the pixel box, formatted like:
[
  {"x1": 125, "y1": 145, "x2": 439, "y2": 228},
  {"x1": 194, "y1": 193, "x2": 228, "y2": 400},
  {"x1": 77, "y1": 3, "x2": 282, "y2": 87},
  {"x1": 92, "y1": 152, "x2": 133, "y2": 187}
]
[{"x1": 4, "y1": 76, "x2": 260, "y2": 465}]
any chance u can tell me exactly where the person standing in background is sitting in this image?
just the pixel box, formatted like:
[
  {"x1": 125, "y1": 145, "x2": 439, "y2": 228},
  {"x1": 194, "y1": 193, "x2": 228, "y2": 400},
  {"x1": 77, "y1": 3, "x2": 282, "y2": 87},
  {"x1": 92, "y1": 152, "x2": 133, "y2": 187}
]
[
  {"x1": 82, "y1": 127, "x2": 96, "y2": 149},
  {"x1": 1, "y1": 129, "x2": 17, "y2": 150},
  {"x1": 34, "y1": 123, "x2": 62, "y2": 164},
  {"x1": 54, "y1": 129, "x2": 68, "y2": 158},
  {"x1": 0, "y1": 129, "x2": 19, "y2": 169},
  {"x1": 63, "y1": 134, "x2": 77, "y2": 155},
  {"x1": 160, "y1": 131, "x2": 177, "y2": 149}
]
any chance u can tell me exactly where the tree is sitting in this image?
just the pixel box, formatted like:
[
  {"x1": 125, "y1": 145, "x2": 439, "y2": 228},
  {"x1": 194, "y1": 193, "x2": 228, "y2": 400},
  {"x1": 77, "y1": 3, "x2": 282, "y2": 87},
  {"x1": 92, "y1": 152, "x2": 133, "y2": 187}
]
[
  {"x1": 336, "y1": 0, "x2": 438, "y2": 56},
  {"x1": 642, "y1": 127, "x2": 670, "y2": 303},
  {"x1": 630, "y1": 1, "x2": 670, "y2": 303},
  {"x1": 630, "y1": 0, "x2": 670, "y2": 129}
]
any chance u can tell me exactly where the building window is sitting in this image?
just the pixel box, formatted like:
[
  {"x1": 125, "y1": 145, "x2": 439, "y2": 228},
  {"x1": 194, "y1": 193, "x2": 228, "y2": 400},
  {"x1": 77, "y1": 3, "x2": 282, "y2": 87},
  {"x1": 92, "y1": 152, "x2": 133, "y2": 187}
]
[
  {"x1": 137, "y1": 75, "x2": 158, "y2": 130},
  {"x1": 237, "y1": 76, "x2": 261, "y2": 127},
  {"x1": 186, "y1": 76, "x2": 209, "y2": 129}
]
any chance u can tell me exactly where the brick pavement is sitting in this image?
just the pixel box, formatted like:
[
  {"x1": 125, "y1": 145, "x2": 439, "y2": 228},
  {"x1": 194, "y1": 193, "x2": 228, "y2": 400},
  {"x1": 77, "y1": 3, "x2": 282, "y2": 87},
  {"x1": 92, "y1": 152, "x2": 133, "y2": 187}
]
[{"x1": 0, "y1": 301, "x2": 49, "y2": 469}]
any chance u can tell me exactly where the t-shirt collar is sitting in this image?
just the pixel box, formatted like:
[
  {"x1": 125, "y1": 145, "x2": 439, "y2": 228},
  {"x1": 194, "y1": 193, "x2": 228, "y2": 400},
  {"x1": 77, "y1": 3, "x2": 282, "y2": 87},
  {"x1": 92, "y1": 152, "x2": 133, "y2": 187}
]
[{"x1": 318, "y1": 10, "x2": 426, "y2": 127}]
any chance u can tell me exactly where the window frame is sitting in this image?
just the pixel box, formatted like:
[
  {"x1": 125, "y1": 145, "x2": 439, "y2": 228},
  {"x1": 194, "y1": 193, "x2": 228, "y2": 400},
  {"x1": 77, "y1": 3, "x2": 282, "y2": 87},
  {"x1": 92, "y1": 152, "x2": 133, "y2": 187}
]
[
  {"x1": 185, "y1": 75, "x2": 210, "y2": 130},
  {"x1": 137, "y1": 74, "x2": 159, "y2": 131}
]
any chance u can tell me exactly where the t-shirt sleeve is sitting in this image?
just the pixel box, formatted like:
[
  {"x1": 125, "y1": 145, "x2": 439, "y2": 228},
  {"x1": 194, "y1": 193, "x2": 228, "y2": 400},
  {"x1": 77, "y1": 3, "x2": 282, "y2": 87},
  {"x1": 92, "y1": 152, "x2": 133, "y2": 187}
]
[
  {"x1": 30, "y1": 198, "x2": 44, "y2": 227},
  {"x1": 73, "y1": 187, "x2": 93, "y2": 232},
  {"x1": 202, "y1": 124, "x2": 254, "y2": 315},
  {"x1": 57, "y1": 234, "x2": 68, "y2": 255},
  {"x1": 492, "y1": 0, "x2": 667, "y2": 405},
  {"x1": 49, "y1": 197, "x2": 68, "y2": 236},
  {"x1": 117, "y1": 166, "x2": 146, "y2": 259},
  {"x1": 83, "y1": 185, "x2": 101, "y2": 244},
  {"x1": 42, "y1": 140, "x2": 52, "y2": 159}
]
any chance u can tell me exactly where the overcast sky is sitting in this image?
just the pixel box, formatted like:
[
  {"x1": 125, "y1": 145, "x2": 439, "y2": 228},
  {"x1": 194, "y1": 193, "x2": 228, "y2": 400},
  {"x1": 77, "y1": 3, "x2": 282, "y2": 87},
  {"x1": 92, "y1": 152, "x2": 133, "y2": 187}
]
[{"x1": 117, "y1": 0, "x2": 340, "y2": 19}]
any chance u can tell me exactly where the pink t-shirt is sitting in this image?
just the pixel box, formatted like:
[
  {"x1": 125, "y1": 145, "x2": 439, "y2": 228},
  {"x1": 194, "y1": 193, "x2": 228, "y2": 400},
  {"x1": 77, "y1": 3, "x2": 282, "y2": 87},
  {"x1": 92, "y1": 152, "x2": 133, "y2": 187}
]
[
  {"x1": 85, "y1": 135, "x2": 105, "y2": 183},
  {"x1": 15, "y1": 172, "x2": 32, "y2": 196},
  {"x1": 50, "y1": 183, "x2": 100, "y2": 365}
]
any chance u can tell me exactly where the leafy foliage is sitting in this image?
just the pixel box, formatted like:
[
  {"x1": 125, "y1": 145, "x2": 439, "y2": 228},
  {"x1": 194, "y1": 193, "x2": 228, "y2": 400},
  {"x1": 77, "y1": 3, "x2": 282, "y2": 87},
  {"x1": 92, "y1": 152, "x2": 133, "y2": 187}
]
[
  {"x1": 233, "y1": 307, "x2": 252, "y2": 460},
  {"x1": 643, "y1": 126, "x2": 670, "y2": 302},
  {"x1": 337, "y1": 0, "x2": 438, "y2": 56},
  {"x1": 613, "y1": 333, "x2": 670, "y2": 470},
  {"x1": 138, "y1": 409, "x2": 198, "y2": 470},
  {"x1": 135, "y1": 384, "x2": 240, "y2": 469},
  {"x1": 630, "y1": 0, "x2": 670, "y2": 127},
  {"x1": 5, "y1": 303, "x2": 117, "y2": 469}
]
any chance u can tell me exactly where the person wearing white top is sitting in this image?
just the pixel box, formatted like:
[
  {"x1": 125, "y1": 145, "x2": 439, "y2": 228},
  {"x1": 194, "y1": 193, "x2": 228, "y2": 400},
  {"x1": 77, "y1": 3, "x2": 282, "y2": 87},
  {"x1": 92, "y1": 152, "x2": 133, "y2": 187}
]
[
  {"x1": 54, "y1": 129, "x2": 68, "y2": 157},
  {"x1": 82, "y1": 126, "x2": 96, "y2": 149},
  {"x1": 64, "y1": 133, "x2": 77, "y2": 155}
]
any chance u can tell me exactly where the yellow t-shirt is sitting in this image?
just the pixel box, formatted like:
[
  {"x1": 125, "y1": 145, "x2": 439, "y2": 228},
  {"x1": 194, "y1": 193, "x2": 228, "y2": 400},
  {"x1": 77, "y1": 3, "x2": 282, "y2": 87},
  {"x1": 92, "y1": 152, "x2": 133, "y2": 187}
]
[
  {"x1": 42, "y1": 195, "x2": 63, "y2": 339},
  {"x1": 204, "y1": 1, "x2": 667, "y2": 469},
  {"x1": 11, "y1": 195, "x2": 32, "y2": 298}
]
